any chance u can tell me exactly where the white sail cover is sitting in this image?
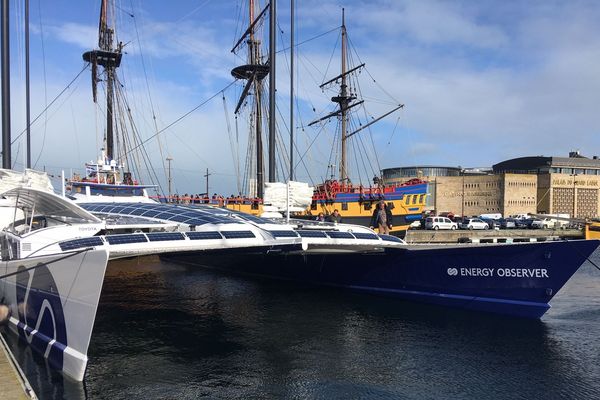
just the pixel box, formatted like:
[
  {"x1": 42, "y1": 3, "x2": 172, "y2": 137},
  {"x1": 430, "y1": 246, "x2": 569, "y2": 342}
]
[
  {"x1": 0, "y1": 169, "x2": 54, "y2": 194},
  {"x1": 263, "y1": 181, "x2": 314, "y2": 211}
]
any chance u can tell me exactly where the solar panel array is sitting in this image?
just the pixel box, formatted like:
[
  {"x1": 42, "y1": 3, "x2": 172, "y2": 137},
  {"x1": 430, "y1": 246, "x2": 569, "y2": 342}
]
[
  {"x1": 59, "y1": 236, "x2": 104, "y2": 251},
  {"x1": 81, "y1": 202, "x2": 243, "y2": 227},
  {"x1": 352, "y1": 232, "x2": 379, "y2": 240},
  {"x1": 186, "y1": 231, "x2": 223, "y2": 240},
  {"x1": 105, "y1": 234, "x2": 148, "y2": 245},
  {"x1": 326, "y1": 231, "x2": 355, "y2": 239},
  {"x1": 221, "y1": 231, "x2": 256, "y2": 239},
  {"x1": 268, "y1": 230, "x2": 299, "y2": 238},
  {"x1": 296, "y1": 230, "x2": 328, "y2": 238},
  {"x1": 146, "y1": 232, "x2": 185, "y2": 242},
  {"x1": 379, "y1": 234, "x2": 402, "y2": 243}
]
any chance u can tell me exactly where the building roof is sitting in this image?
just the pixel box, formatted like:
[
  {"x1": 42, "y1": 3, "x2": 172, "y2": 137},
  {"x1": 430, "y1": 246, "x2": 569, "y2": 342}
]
[{"x1": 493, "y1": 153, "x2": 600, "y2": 172}]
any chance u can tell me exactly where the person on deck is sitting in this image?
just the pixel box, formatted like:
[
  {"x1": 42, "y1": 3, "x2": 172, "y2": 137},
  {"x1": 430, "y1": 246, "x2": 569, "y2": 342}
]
[
  {"x1": 328, "y1": 209, "x2": 343, "y2": 224},
  {"x1": 315, "y1": 212, "x2": 326, "y2": 222},
  {"x1": 370, "y1": 201, "x2": 393, "y2": 234}
]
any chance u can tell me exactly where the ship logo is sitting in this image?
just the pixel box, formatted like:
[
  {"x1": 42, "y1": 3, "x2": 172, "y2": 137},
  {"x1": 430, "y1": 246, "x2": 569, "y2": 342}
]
[{"x1": 447, "y1": 268, "x2": 458, "y2": 276}]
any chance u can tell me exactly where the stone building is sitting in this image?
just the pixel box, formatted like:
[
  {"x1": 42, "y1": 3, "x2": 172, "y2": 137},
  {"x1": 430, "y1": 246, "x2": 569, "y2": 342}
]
[
  {"x1": 380, "y1": 151, "x2": 600, "y2": 219},
  {"x1": 494, "y1": 152, "x2": 600, "y2": 218},
  {"x1": 432, "y1": 174, "x2": 537, "y2": 217}
]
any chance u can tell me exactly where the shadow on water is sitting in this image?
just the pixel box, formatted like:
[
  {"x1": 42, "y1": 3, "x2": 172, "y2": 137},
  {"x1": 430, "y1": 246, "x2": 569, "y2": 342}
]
[{"x1": 5, "y1": 252, "x2": 600, "y2": 399}]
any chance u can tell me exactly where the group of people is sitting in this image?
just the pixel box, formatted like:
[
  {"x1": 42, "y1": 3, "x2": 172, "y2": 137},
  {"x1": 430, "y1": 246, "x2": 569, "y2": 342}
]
[
  {"x1": 165, "y1": 193, "x2": 261, "y2": 206},
  {"x1": 315, "y1": 209, "x2": 343, "y2": 223},
  {"x1": 314, "y1": 201, "x2": 393, "y2": 234}
]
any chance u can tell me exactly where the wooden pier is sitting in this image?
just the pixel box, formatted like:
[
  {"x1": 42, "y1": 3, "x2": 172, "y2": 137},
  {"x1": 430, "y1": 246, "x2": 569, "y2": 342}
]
[{"x1": 0, "y1": 332, "x2": 36, "y2": 399}]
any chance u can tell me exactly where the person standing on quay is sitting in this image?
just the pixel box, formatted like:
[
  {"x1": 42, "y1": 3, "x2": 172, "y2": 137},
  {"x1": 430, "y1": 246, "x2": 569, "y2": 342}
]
[{"x1": 370, "y1": 201, "x2": 393, "y2": 234}]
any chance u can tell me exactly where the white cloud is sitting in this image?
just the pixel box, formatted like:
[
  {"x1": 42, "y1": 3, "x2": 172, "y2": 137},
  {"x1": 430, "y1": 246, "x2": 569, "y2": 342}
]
[{"x1": 11, "y1": 0, "x2": 600, "y2": 195}]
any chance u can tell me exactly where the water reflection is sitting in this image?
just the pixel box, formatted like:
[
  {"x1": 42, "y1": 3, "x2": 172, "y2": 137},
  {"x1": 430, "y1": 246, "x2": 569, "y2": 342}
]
[{"x1": 3, "y1": 252, "x2": 600, "y2": 399}]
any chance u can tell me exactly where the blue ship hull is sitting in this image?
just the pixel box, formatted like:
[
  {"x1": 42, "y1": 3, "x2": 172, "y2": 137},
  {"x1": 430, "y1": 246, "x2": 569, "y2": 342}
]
[{"x1": 162, "y1": 240, "x2": 600, "y2": 318}]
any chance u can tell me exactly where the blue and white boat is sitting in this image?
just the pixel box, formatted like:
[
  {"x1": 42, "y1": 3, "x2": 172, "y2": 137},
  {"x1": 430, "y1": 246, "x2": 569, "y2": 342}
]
[
  {"x1": 63, "y1": 198, "x2": 600, "y2": 319},
  {"x1": 0, "y1": 175, "x2": 109, "y2": 381},
  {"x1": 162, "y1": 238, "x2": 599, "y2": 319}
]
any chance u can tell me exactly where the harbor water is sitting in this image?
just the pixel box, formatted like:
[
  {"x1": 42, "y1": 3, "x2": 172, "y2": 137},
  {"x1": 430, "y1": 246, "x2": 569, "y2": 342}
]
[{"x1": 3, "y1": 249, "x2": 600, "y2": 400}]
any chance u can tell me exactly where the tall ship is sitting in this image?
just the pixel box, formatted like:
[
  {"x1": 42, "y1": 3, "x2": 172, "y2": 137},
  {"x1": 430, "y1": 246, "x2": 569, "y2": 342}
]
[
  {"x1": 200, "y1": 5, "x2": 429, "y2": 235},
  {"x1": 66, "y1": 0, "x2": 157, "y2": 203}
]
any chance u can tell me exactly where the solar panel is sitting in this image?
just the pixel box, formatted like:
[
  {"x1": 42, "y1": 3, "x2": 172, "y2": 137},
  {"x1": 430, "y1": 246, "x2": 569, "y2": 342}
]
[
  {"x1": 352, "y1": 232, "x2": 379, "y2": 240},
  {"x1": 379, "y1": 234, "x2": 402, "y2": 243},
  {"x1": 326, "y1": 231, "x2": 355, "y2": 239},
  {"x1": 140, "y1": 210, "x2": 161, "y2": 217},
  {"x1": 109, "y1": 205, "x2": 127, "y2": 214},
  {"x1": 146, "y1": 232, "x2": 185, "y2": 242},
  {"x1": 59, "y1": 236, "x2": 104, "y2": 251},
  {"x1": 105, "y1": 234, "x2": 148, "y2": 245},
  {"x1": 83, "y1": 202, "x2": 244, "y2": 227},
  {"x1": 221, "y1": 230, "x2": 256, "y2": 239},
  {"x1": 186, "y1": 231, "x2": 223, "y2": 240},
  {"x1": 297, "y1": 230, "x2": 328, "y2": 238},
  {"x1": 128, "y1": 208, "x2": 148, "y2": 216},
  {"x1": 268, "y1": 230, "x2": 299, "y2": 238}
]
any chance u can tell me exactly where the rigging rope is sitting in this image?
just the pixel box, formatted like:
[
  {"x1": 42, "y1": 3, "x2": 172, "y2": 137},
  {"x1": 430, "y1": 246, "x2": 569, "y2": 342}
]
[
  {"x1": 32, "y1": 0, "x2": 49, "y2": 169},
  {"x1": 123, "y1": 80, "x2": 238, "y2": 158},
  {"x1": 222, "y1": 93, "x2": 241, "y2": 194},
  {"x1": 11, "y1": 64, "x2": 89, "y2": 145}
]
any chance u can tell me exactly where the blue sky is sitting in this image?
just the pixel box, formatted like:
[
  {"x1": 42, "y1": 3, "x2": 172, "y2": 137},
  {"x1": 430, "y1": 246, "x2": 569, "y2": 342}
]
[{"x1": 3, "y1": 0, "x2": 600, "y2": 195}]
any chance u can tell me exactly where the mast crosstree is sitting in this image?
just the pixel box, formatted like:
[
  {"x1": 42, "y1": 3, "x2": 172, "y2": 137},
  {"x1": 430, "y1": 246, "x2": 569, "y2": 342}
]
[
  {"x1": 82, "y1": 0, "x2": 123, "y2": 161},
  {"x1": 231, "y1": 1, "x2": 271, "y2": 199},
  {"x1": 309, "y1": 9, "x2": 404, "y2": 183}
]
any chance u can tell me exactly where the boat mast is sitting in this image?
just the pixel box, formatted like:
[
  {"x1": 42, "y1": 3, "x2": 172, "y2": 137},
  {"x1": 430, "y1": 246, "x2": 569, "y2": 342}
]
[
  {"x1": 289, "y1": 0, "x2": 294, "y2": 181},
  {"x1": 268, "y1": 0, "x2": 276, "y2": 183},
  {"x1": 25, "y1": 0, "x2": 31, "y2": 168},
  {"x1": 83, "y1": 0, "x2": 122, "y2": 161},
  {"x1": 250, "y1": 1, "x2": 264, "y2": 198},
  {"x1": 308, "y1": 9, "x2": 358, "y2": 182},
  {"x1": 231, "y1": 1, "x2": 270, "y2": 198},
  {"x1": 338, "y1": 9, "x2": 348, "y2": 182},
  {"x1": 1, "y1": 0, "x2": 10, "y2": 169}
]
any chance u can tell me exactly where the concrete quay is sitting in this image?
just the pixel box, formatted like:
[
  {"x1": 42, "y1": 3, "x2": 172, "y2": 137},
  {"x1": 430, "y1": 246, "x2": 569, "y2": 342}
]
[
  {"x1": 0, "y1": 332, "x2": 37, "y2": 399},
  {"x1": 405, "y1": 228, "x2": 584, "y2": 244}
]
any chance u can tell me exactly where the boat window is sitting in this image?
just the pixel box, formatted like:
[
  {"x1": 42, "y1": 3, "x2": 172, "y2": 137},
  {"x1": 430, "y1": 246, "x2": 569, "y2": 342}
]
[
  {"x1": 342, "y1": 203, "x2": 348, "y2": 211},
  {"x1": 412, "y1": 196, "x2": 417, "y2": 205}
]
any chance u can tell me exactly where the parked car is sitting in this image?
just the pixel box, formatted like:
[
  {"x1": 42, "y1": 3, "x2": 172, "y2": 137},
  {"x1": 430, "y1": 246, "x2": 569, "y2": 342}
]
[
  {"x1": 525, "y1": 218, "x2": 543, "y2": 229},
  {"x1": 425, "y1": 217, "x2": 458, "y2": 230},
  {"x1": 480, "y1": 217, "x2": 500, "y2": 229},
  {"x1": 513, "y1": 218, "x2": 529, "y2": 228},
  {"x1": 409, "y1": 220, "x2": 422, "y2": 229},
  {"x1": 459, "y1": 218, "x2": 489, "y2": 230},
  {"x1": 499, "y1": 218, "x2": 517, "y2": 229}
]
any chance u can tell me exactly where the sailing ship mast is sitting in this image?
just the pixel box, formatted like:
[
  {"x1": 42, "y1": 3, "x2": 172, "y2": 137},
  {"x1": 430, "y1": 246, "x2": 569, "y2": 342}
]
[
  {"x1": 83, "y1": 0, "x2": 123, "y2": 161},
  {"x1": 231, "y1": 1, "x2": 271, "y2": 198},
  {"x1": 308, "y1": 9, "x2": 363, "y2": 183},
  {"x1": 1, "y1": 0, "x2": 10, "y2": 169},
  {"x1": 309, "y1": 9, "x2": 403, "y2": 184}
]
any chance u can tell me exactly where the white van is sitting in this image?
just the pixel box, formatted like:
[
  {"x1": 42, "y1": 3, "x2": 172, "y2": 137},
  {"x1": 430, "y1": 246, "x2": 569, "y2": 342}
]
[
  {"x1": 425, "y1": 217, "x2": 458, "y2": 230},
  {"x1": 479, "y1": 213, "x2": 502, "y2": 220}
]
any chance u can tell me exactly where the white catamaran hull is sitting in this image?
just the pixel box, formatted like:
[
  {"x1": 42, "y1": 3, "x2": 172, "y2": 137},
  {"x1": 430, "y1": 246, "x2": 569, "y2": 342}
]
[{"x1": 0, "y1": 249, "x2": 109, "y2": 381}]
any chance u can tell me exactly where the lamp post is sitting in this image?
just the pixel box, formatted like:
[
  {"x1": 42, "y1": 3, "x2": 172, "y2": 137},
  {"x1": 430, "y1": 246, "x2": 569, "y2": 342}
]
[
  {"x1": 459, "y1": 166, "x2": 465, "y2": 218},
  {"x1": 166, "y1": 156, "x2": 173, "y2": 202},
  {"x1": 204, "y1": 168, "x2": 211, "y2": 197},
  {"x1": 571, "y1": 173, "x2": 578, "y2": 218}
]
